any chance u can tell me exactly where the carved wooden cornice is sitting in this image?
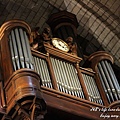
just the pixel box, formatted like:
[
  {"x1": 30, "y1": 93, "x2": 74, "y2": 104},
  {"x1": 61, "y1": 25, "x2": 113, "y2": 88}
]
[
  {"x1": 0, "y1": 19, "x2": 31, "y2": 40},
  {"x1": 44, "y1": 43, "x2": 82, "y2": 63}
]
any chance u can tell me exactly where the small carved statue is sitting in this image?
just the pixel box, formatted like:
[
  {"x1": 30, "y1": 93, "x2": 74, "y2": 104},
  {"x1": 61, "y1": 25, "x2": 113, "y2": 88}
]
[
  {"x1": 37, "y1": 27, "x2": 52, "y2": 52},
  {"x1": 40, "y1": 27, "x2": 52, "y2": 45},
  {"x1": 65, "y1": 37, "x2": 78, "y2": 55},
  {"x1": 30, "y1": 27, "x2": 52, "y2": 53},
  {"x1": 30, "y1": 27, "x2": 40, "y2": 49}
]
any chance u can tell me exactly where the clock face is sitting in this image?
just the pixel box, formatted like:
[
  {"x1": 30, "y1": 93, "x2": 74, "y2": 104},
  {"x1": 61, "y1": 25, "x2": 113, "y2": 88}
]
[{"x1": 52, "y1": 38, "x2": 69, "y2": 52}]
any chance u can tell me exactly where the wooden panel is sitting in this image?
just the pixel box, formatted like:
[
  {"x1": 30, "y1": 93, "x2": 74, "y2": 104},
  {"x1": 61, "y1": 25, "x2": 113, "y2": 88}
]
[{"x1": 42, "y1": 86, "x2": 104, "y2": 120}]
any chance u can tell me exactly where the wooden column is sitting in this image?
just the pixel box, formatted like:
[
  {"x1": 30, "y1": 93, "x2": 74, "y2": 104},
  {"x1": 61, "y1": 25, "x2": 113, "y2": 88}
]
[
  {"x1": 75, "y1": 62, "x2": 90, "y2": 100},
  {"x1": 46, "y1": 53, "x2": 58, "y2": 90}
]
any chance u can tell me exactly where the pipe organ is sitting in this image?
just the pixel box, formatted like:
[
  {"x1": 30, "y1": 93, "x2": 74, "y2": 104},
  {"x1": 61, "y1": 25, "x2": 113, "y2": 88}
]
[{"x1": 0, "y1": 11, "x2": 120, "y2": 120}]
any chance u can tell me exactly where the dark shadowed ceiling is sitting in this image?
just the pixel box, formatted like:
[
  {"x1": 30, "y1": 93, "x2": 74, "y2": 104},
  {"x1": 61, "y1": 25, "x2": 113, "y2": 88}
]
[{"x1": 0, "y1": 0, "x2": 120, "y2": 69}]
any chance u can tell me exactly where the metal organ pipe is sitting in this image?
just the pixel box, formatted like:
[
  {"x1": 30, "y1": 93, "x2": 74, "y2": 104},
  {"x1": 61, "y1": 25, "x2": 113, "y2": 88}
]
[
  {"x1": 86, "y1": 75, "x2": 96, "y2": 102},
  {"x1": 56, "y1": 60, "x2": 65, "y2": 92},
  {"x1": 40, "y1": 58, "x2": 52, "y2": 88},
  {"x1": 35, "y1": 57, "x2": 45, "y2": 84},
  {"x1": 62, "y1": 61, "x2": 72, "y2": 95},
  {"x1": 39, "y1": 58, "x2": 48, "y2": 87},
  {"x1": 14, "y1": 28, "x2": 25, "y2": 68},
  {"x1": 19, "y1": 28, "x2": 30, "y2": 68},
  {"x1": 9, "y1": 35, "x2": 17, "y2": 71},
  {"x1": 61, "y1": 61, "x2": 69, "y2": 93},
  {"x1": 23, "y1": 30, "x2": 34, "y2": 69},
  {"x1": 11, "y1": 30, "x2": 21, "y2": 69},
  {"x1": 85, "y1": 75, "x2": 94, "y2": 102},
  {"x1": 68, "y1": 64, "x2": 79, "y2": 97}
]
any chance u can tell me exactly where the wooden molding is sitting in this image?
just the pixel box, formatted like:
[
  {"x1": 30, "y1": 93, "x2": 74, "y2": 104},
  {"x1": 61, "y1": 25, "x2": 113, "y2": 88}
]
[{"x1": 44, "y1": 43, "x2": 82, "y2": 63}]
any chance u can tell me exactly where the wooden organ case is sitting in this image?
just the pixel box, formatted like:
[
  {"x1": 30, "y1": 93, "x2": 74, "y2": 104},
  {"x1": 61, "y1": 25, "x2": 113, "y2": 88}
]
[
  {"x1": 0, "y1": 20, "x2": 46, "y2": 120},
  {"x1": 0, "y1": 11, "x2": 119, "y2": 120}
]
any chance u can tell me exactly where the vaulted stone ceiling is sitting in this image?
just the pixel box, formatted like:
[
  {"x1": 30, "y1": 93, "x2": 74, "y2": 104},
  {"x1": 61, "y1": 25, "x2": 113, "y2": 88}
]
[{"x1": 0, "y1": 0, "x2": 120, "y2": 68}]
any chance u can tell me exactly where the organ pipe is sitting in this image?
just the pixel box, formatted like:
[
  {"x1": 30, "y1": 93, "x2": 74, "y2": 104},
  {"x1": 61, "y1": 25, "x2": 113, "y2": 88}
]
[
  {"x1": 10, "y1": 30, "x2": 21, "y2": 69},
  {"x1": 66, "y1": 63, "x2": 77, "y2": 97},
  {"x1": 23, "y1": 30, "x2": 34, "y2": 69},
  {"x1": 19, "y1": 28, "x2": 30, "y2": 68},
  {"x1": 9, "y1": 35, "x2": 17, "y2": 71},
  {"x1": 58, "y1": 59, "x2": 68, "y2": 93}
]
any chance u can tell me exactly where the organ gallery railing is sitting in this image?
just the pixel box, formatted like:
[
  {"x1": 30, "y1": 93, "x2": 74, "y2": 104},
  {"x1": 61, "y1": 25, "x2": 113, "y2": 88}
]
[{"x1": 31, "y1": 44, "x2": 120, "y2": 106}]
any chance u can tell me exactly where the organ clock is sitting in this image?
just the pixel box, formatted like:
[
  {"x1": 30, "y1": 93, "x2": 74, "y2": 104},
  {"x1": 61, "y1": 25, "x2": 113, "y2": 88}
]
[
  {"x1": 0, "y1": 11, "x2": 120, "y2": 120},
  {"x1": 52, "y1": 38, "x2": 69, "y2": 52}
]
